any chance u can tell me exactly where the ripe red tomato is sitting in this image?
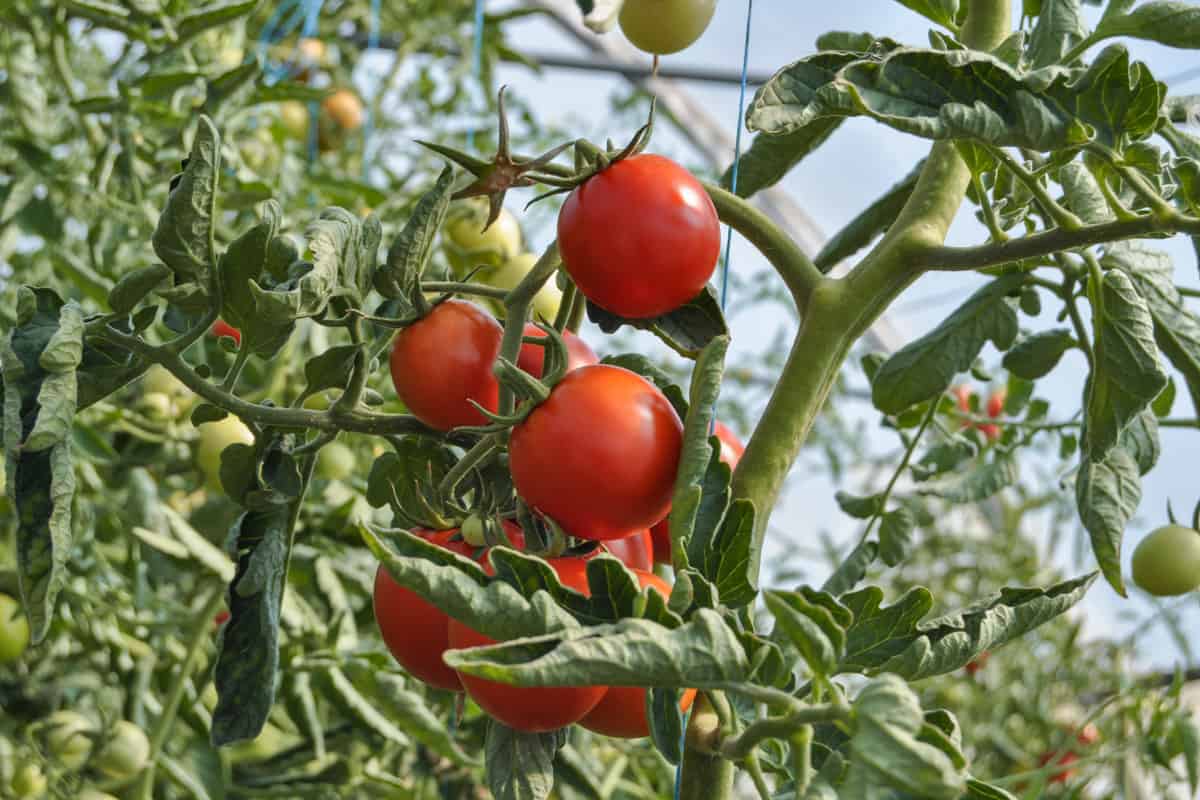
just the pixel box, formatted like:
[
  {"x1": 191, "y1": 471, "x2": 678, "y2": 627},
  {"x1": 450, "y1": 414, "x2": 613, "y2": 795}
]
[
  {"x1": 213, "y1": 609, "x2": 231, "y2": 629},
  {"x1": 374, "y1": 524, "x2": 523, "y2": 692},
  {"x1": 211, "y1": 319, "x2": 241, "y2": 345},
  {"x1": 580, "y1": 570, "x2": 695, "y2": 738},
  {"x1": 448, "y1": 558, "x2": 607, "y2": 732},
  {"x1": 952, "y1": 385, "x2": 973, "y2": 412},
  {"x1": 952, "y1": 385, "x2": 1001, "y2": 442},
  {"x1": 986, "y1": 389, "x2": 1007, "y2": 419},
  {"x1": 964, "y1": 650, "x2": 989, "y2": 677},
  {"x1": 510, "y1": 365, "x2": 682, "y2": 541},
  {"x1": 389, "y1": 300, "x2": 502, "y2": 431},
  {"x1": 557, "y1": 154, "x2": 720, "y2": 319},
  {"x1": 596, "y1": 530, "x2": 654, "y2": 572},
  {"x1": 650, "y1": 421, "x2": 743, "y2": 564},
  {"x1": 516, "y1": 324, "x2": 598, "y2": 379},
  {"x1": 1037, "y1": 750, "x2": 1079, "y2": 783}
]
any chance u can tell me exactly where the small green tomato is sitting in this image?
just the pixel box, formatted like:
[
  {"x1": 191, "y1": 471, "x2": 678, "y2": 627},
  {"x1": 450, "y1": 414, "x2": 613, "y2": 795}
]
[
  {"x1": 94, "y1": 721, "x2": 150, "y2": 782},
  {"x1": 480, "y1": 253, "x2": 563, "y2": 322},
  {"x1": 43, "y1": 710, "x2": 97, "y2": 771},
  {"x1": 445, "y1": 199, "x2": 522, "y2": 264},
  {"x1": 0, "y1": 592, "x2": 30, "y2": 664},
  {"x1": 1131, "y1": 524, "x2": 1200, "y2": 596},
  {"x1": 10, "y1": 763, "x2": 47, "y2": 799},
  {"x1": 316, "y1": 441, "x2": 356, "y2": 482},
  {"x1": 195, "y1": 415, "x2": 255, "y2": 491},
  {"x1": 143, "y1": 365, "x2": 194, "y2": 414},
  {"x1": 618, "y1": 0, "x2": 717, "y2": 55}
]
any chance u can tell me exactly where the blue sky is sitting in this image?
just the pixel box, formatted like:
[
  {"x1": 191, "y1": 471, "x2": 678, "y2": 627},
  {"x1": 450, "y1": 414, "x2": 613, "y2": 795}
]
[{"x1": 496, "y1": 2, "x2": 1200, "y2": 672}]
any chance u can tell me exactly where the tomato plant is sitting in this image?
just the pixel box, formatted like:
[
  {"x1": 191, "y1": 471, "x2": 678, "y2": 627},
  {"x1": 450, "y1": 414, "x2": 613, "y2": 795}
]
[
  {"x1": 618, "y1": 0, "x2": 717, "y2": 55},
  {"x1": 558, "y1": 153, "x2": 721, "y2": 318},
  {"x1": 94, "y1": 721, "x2": 150, "y2": 782},
  {"x1": 509, "y1": 365, "x2": 683, "y2": 540},
  {"x1": 388, "y1": 300, "x2": 502, "y2": 431},
  {"x1": 447, "y1": 558, "x2": 607, "y2": 732},
  {"x1": 1131, "y1": 524, "x2": 1200, "y2": 596}
]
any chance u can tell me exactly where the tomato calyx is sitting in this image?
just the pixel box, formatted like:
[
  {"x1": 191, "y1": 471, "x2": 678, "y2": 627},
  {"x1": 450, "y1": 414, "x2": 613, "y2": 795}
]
[{"x1": 417, "y1": 87, "x2": 574, "y2": 229}]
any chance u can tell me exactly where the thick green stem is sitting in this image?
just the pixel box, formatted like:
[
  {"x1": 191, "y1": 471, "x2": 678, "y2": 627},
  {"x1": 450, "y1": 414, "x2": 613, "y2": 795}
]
[
  {"x1": 134, "y1": 585, "x2": 224, "y2": 800},
  {"x1": 730, "y1": 0, "x2": 1010, "y2": 579},
  {"x1": 497, "y1": 242, "x2": 561, "y2": 416},
  {"x1": 680, "y1": 695, "x2": 735, "y2": 800}
]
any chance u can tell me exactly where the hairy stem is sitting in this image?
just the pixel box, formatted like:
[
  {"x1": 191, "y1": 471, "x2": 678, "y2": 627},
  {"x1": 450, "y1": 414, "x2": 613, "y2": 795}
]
[{"x1": 680, "y1": 695, "x2": 735, "y2": 800}]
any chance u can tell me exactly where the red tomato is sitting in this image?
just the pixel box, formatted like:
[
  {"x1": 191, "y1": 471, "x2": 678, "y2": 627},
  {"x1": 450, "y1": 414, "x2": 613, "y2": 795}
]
[
  {"x1": 1076, "y1": 723, "x2": 1099, "y2": 746},
  {"x1": 374, "y1": 525, "x2": 524, "y2": 692},
  {"x1": 389, "y1": 300, "x2": 502, "y2": 431},
  {"x1": 650, "y1": 421, "x2": 742, "y2": 564},
  {"x1": 509, "y1": 365, "x2": 682, "y2": 541},
  {"x1": 557, "y1": 154, "x2": 720, "y2": 319},
  {"x1": 213, "y1": 609, "x2": 231, "y2": 629},
  {"x1": 951, "y1": 386, "x2": 1001, "y2": 442},
  {"x1": 448, "y1": 558, "x2": 607, "y2": 732},
  {"x1": 516, "y1": 324, "x2": 598, "y2": 379},
  {"x1": 952, "y1": 385, "x2": 973, "y2": 413},
  {"x1": 1037, "y1": 750, "x2": 1078, "y2": 783},
  {"x1": 597, "y1": 530, "x2": 654, "y2": 572},
  {"x1": 212, "y1": 319, "x2": 241, "y2": 345},
  {"x1": 986, "y1": 389, "x2": 1007, "y2": 418},
  {"x1": 964, "y1": 650, "x2": 989, "y2": 677},
  {"x1": 580, "y1": 570, "x2": 695, "y2": 738}
]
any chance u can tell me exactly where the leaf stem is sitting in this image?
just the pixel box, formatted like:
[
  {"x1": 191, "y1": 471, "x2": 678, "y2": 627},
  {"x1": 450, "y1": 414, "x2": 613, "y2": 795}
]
[
  {"x1": 791, "y1": 726, "x2": 814, "y2": 796},
  {"x1": 988, "y1": 146, "x2": 1083, "y2": 230},
  {"x1": 496, "y1": 242, "x2": 561, "y2": 416},
  {"x1": 423, "y1": 280, "x2": 509, "y2": 300},
  {"x1": 719, "y1": 703, "x2": 849, "y2": 760},
  {"x1": 133, "y1": 584, "x2": 224, "y2": 800}
]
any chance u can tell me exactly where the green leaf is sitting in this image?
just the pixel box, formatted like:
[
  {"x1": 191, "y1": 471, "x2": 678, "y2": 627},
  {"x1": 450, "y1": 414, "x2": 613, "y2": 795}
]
[
  {"x1": 375, "y1": 166, "x2": 455, "y2": 309},
  {"x1": 671, "y1": 336, "x2": 727, "y2": 565},
  {"x1": 1028, "y1": 0, "x2": 1089, "y2": 68},
  {"x1": 842, "y1": 674, "x2": 966, "y2": 799},
  {"x1": 587, "y1": 286, "x2": 729, "y2": 359},
  {"x1": 872, "y1": 276, "x2": 1022, "y2": 414},
  {"x1": 1083, "y1": 267, "x2": 1169, "y2": 458},
  {"x1": 2, "y1": 291, "x2": 81, "y2": 642},
  {"x1": 1094, "y1": 1, "x2": 1200, "y2": 50},
  {"x1": 176, "y1": 0, "x2": 263, "y2": 43},
  {"x1": 917, "y1": 453, "x2": 1018, "y2": 503},
  {"x1": 212, "y1": 505, "x2": 291, "y2": 745},
  {"x1": 1152, "y1": 378, "x2": 1176, "y2": 417},
  {"x1": 764, "y1": 588, "x2": 849, "y2": 676},
  {"x1": 895, "y1": 0, "x2": 960, "y2": 30},
  {"x1": 1076, "y1": 444, "x2": 1140, "y2": 595},
  {"x1": 1118, "y1": 407, "x2": 1160, "y2": 475},
  {"x1": 302, "y1": 345, "x2": 360, "y2": 397},
  {"x1": 911, "y1": 436, "x2": 977, "y2": 481},
  {"x1": 1002, "y1": 328, "x2": 1076, "y2": 379},
  {"x1": 219, "y1": 201, "x2": 295, "y2": 356},
  {"x1": 835, "y1": 491, "x2": 884, "y2": 519},
  {"x1": 108, "y1": 264, "x2": 171, "y2": 314},
  {"x1": 443, "y1": 609, "x2": 749, "y2": 689},
  {"x1": 722, "y1": 122, "x2": 843, "y2": 199},
  {"x1": 878, "y1": 508, "x2": 916, "y2": 567},
  {"x1": 154, "y1": 116, "x2": 219, "y2": 293},
  {"x1": 748, "y1": 45, "x2": 1163, "y2": 152},
  {"x1": 1059, "y1": 162, "x2": 1115, "y2": 224},
  {"x1": 647, "y1": 688, "x2": 686, "y2": 764},
  {"x1": 1104, "y1": 242, "x2": 1200, "y2": 419},
  {"x1": 965, "y1": 777, "x2": 1019, "y2": 800},
  {"x1": 364, "y1": 440, "x2": 457, "y2": 529},
  {"x1": 814, "y1": 159, "x2": 923, "y2": 271},
  {"x1": 485, "y1": 723, "x2": 562, "y2": 800},
  {"x1": 323, "y1": 667, "x2": 410, "y2": 745},
  {"x1": 5, "y1": 32, "x2": 57, "y2": 141},
  {"x1": 822, "y1": 541, "x2": 879, "y2": 597},
  {"x1": 841, "y1": 574, "x2": 1096, "y2": 679}
]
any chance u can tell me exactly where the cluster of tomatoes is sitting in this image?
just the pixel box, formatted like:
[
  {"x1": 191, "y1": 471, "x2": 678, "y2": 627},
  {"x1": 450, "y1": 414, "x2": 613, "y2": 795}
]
[
  {"x1": 374, "y1": 151, "x2": 743, "y2": 734},
  {"x1": 952, "y1": 385, "x2": 1006, "y2": 443}
]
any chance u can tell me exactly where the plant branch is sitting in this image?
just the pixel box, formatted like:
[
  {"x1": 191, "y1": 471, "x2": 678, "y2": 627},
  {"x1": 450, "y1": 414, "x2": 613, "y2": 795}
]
[
  {"x1": 987, "y1": 146, "x2": 1083, "y2": 230},
  {"x1": 423, "y1": 280, "x2": 509, "y2": 300},
  {"x1": 719, "y1": 703, "x2": 850, "y2": 760},
  {"x1": 703, "y1": 182, "x2": 823, "y2": 311},
  {"x1": 921, "y1": 212, "x2": 1199, "y2": 272},
  {"x1": 134, "y1": 584, "x2": 224, "y2": 800},
  {"x1": 496, "y1": 241, "x2": 561, "y2": 416}
]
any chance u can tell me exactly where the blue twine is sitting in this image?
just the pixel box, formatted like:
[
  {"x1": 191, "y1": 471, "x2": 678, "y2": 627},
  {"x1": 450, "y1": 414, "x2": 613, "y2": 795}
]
[
  {"x1": 673, "y1": 708, "x2": 692, "y2": 800},
  {"x1": 302, "y1": 0, "x2": 323, "y2": 166},
  {"x1": 469, "y1": 0, "x2": 486, "y2": 149}
]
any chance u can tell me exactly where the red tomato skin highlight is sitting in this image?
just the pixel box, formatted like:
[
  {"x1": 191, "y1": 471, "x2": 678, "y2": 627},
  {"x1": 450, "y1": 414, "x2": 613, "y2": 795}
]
[
  {"x1": 389, "y1": 300, "x2": 502, "y2": 431},
  {"x1": 509, "y1": 365, "x2": 683, "y2": 541},
  {"x1": 580, "y1": 571, "x2": 695, "y2": 738},
  {"x1": 597, "y1": 530, "x2": 654, "y2": 572},
  {"x1": 448, "y1": 558, "x2": 607, "y2": 732},
  {"x1": 516, "y1": 325, "x2": 599, "y2": 379},
  {"x1": 374, "y1": 525, "x2": 523, "y2": 692},
  {"x1": 557, "y1": 154, "x2": 720, "y2": 319},
  {"x1": 212, "y1": 320, "x2": 242, "y2": 345}
]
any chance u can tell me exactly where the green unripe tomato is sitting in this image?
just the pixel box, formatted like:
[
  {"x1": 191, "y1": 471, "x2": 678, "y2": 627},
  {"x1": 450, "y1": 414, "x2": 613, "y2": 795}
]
[
  {"x1": 10, "y1": 763, "x2": 46, "y2": 799},
  {"x1": 316, "y1": 441, "x2": 356, "y2": 482},
  {"x1": 43, "y1": 710, "x2": 97, "y2": 771},
  {"x1": 195, "y1": 416, "x2": 254, "y2": 491},
  {"x1": 139, "y1": 392, "x2": 174, "y2": 420},
  {"x1": 94, "y1": 721, "x2": 150, "y2": 782},
  {"x1": 461, "y1": 515, "x2": 487, "y2": 547},
  {"x1": 279, "y1": 101, "x2": 310, "y2": 141},
  {"x1": 0, "y1": 592, "x2": 30, "y2": 664},
  {"x1": 227, "y1": 722, "x2": 295, "y2": 765},
  {"x1": 445, "y1": 199, "x2": 522, "y2": 263},
  {"x1": 143, "y1": 365, "x2": 194, "y2": 413},
  {"x1": 619, "y1": 0, "x2": 717, "y2": 55},
  {"x1": 479, "y1": 254, "x2": 563, "y2": 322},
  {"x1": 79, "y1": 790, "x2": 120, "y2": 800},
  {"x1": 1131, "y1": 524, "x2": 1200, "y2": 596},
  {"x1": 302, "y1": 391, "x2": 334, "y2": 411}
]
